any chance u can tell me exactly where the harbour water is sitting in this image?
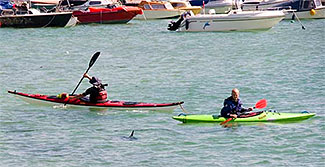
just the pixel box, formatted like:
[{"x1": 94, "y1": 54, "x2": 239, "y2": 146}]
[{"x1": 0, "y1": 19, "x2": 324, "y2": 166}]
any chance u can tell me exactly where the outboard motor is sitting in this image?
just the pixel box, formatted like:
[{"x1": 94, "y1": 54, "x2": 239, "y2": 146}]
[{"x1": 168, "y1": 11, "x2": 191, "y2": 31}]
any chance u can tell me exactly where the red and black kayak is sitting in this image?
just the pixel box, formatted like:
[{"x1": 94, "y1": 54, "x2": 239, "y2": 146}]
[{"x1": 8, "y1": 90, "x2": 183, "y2": 111}]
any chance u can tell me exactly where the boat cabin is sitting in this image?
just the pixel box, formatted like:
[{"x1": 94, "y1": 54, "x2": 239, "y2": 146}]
[
  {"x1": 138, "y1": 0, "x2": 175, "y2": 10},
  {"x1": 274, "y1": 0, "x2": 324, "y2": 11}
]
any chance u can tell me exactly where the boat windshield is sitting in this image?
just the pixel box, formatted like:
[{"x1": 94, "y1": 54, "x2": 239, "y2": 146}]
[
  {"x1": 172, "y1": 3, "x2": 186, "y2": 8},
  {"x1": 89, "y1": 1, "x2": 102, "y2": 5},
  {"x1": 165, "y1": 3, "x2": 175, "y2": 9},
  {"x1": 300, "y1": 0, "x2": 323, "y2": 9},
  {"x1": 151, "y1": 4, "x2": 166, "y2": 9},
  {"x1": 314, "y1": 0, "x2": 322, "y2": 7},
  {"x1": 143, "y1": 4, "x2": 151, "y2": 9}
]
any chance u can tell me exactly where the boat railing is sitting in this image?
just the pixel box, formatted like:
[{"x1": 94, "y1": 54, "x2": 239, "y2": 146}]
[{"x1": 242, "y1": 5, "x2": 296, "y2": 12}]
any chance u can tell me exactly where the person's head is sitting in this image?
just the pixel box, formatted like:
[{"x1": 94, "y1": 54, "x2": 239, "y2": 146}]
[
  {"x1": 89, "y1": 77, "x2": 102, "y2": 88},
  {"x1": 231, "y1": 88, "x2": 240, "y2": 102}
]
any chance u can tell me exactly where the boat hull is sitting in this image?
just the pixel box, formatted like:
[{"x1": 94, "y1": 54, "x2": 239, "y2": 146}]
[
  {"x1": 173, "y1": 111, "x2": 316, "y2": 123},
  {"x1": 8, "y1": 90, "x2": 183, "y2": 111},
  {"x1": 284, "y1": 7, "x2": 325, "y2": 19},
  {"x1": 0, "y1": 12, "x2": 74, "y2": 28},
  {"x1": 134, "y1": 9, "x2": 183, "y2": 20},
  {"x1": 178, "y1": 10, "x2": 285, "y2": 31},
  {"x1": 73, "y1": 6, "x2": 142, "y2": 24}
]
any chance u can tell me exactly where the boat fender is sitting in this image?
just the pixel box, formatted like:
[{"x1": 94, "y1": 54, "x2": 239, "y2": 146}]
[
  {"x1": 310, "y1": 9, "x2": 316, "y2": 16},
  {"x1": 301, "y1": 111, "x2": 310, "y2": 114},
  {"x1": 178, "y1": 113, "x2": 187, "y2": 116}
]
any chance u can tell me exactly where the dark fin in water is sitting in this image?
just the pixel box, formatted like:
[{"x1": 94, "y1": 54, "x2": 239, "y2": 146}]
[
  {"x1": 121, "y1": 130, "x2": 137, "y2": 141},
  {"x1": 129, "y1": 130, "x2": 134, "y2": 138}
]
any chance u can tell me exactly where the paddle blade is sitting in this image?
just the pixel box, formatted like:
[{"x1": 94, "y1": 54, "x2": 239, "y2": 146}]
[
  {"x1": 220, "y1": 118, "x2": 232, "y2": 125},
  {"x1": 89, "y1": 52, "x2": 100, "y2": 68},
  {"x1": 255, "y1": 99, "x2": 267, "y2": 109}
]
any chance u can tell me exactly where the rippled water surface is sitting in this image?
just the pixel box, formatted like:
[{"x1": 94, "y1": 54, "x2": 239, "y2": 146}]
[{"x1": 0, "y1": 19, "x2": 324, "y2": 167}]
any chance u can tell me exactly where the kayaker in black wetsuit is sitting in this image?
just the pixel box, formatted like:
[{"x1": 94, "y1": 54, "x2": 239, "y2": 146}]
[
  {"x1": 220, "y1": 88, "x2": 253, "y2": 118},
  {"x1": 71, "y1": 73, "x2": 108, "y2": 103}
]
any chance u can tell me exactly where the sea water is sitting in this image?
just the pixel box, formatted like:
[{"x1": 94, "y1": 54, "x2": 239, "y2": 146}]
[{"x1": 0, "y1": 19, "x2": 324, "y2": 166}]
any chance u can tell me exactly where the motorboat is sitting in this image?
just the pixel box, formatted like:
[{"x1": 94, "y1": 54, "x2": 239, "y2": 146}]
[
  {"x1": 169, "y1": 0, "x2": 202, "y2": 15},
  {"x1": 242, "y1": 0, "x2": 289, "y2": 11},
  {"x1": 77, "y1": 0, "x2": 115, "y2": 7},
  {"x1": 134, "y1": 0, "x2": 184, "y2": 20},
  {"x1": 168, "y1": 9, "x2": 285, "y2": 31},
  {"x1": 72, "y1": 6, "x2": 143, "y2": 24},
  {"x1": 0, "y1": 1, "x2": 77, "y2": 28},
  {"x1": 204, "y1": 0, "x2": 235, "y2": 13}
]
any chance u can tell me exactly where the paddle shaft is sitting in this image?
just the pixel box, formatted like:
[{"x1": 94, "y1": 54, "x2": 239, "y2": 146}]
[
  {"x1": 64, "y1": 52, "x2": 100, "y2": 106},
  {"x1": 70, "y1": 66, "x2": 91, "y2": 95},
  {"x1": 70, "y1": 52, "x2": 100, "y2": 95}
]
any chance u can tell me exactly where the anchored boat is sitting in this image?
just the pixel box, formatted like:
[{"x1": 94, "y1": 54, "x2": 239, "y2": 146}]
[
  {"x1": 8, "y1": 90, "x2": 183, "y2": 111},
  {"x1": 134, "y1": 0, "x2": 184, "y2": 20},
  {"x1": 0, "y1": 1, "x2": 76, "y2": 28},
  {"x1": 72, "y1": 6, "x2": 143, "y2": 24},
  {"x1": 168, "y1": 9, "x2": 285, "y2": 32},
  {"x1": 169, "y1": 0, "x2": 202, "y2": 15},
  {"x1": 242, "y1": 0, "x2": 325, "y2": 19},
  {"x1": 172, "y1": 111, "x2": 316, "y2": 123}
]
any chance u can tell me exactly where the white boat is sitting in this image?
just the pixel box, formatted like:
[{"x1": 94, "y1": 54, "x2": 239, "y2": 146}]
[
  {"x1": 204, "y1": 0, "x2": 235, "y2": 13},
  {"x1": 242, "y1": 0, "x2": 289, "y2": 11},
  {"x1": 134, "y1": 0, "x2": 184, "y2": 20},
  {"x1": 168, "y1": 9, "x2": 285, "y2": 31}
]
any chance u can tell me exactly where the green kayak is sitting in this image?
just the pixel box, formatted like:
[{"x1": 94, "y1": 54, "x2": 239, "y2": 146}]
[{"x1": 172, "y1": 111, "x2": 315, "y2": 123}]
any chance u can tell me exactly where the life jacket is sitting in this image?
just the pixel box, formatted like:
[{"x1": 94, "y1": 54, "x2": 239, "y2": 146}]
[{"x1": 95, "y1": 89, "x2": 107, "y2": 103}]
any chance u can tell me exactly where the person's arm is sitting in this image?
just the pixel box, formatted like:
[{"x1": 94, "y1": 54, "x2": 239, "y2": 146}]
[
  {"x1": 83, "y1": 73, "x2": 92, "y2": 80},
  {"x1": 221, "y1": 100, "x2": 235, "y2": 118},
  {"x1": 70, "y1": 87, "x2": 91, "y2": 99},
  {"x1": 70, "y1": 93, "x2": 84, "y2": 99},
  {"x1": 238, "y1": 99, "x2": 253, "y2": 113}
]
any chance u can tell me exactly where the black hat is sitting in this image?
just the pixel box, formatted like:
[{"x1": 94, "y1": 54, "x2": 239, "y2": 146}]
[{"x1": 89, "y1": 77, "x2": 102, "y2": 86}]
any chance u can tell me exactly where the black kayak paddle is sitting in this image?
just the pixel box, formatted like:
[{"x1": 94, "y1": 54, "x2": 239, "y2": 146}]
[{"x1": 64, "y1": 52, "x2": 100, "y2": 106}]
